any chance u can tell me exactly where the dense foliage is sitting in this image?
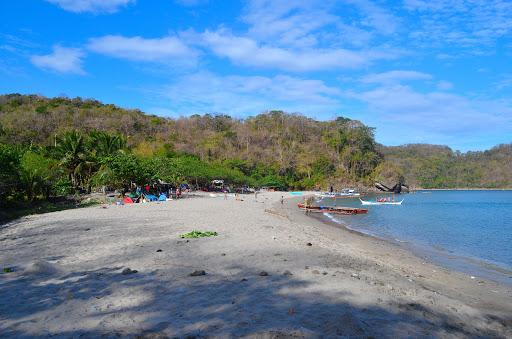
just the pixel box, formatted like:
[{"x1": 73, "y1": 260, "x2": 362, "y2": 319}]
[
  {"x1": 381, "y1": 144, "x2": 512, "y2": 188},
  {"x1": 0, "y1": 94, "x2": 383, "y2": 202}
]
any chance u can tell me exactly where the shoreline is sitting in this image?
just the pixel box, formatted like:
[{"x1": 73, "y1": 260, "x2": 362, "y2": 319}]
[
  {"x1": 302, "y1": 202, "x2": 512, "y2": 286},
  {"x1": 1, "y1": 191, "x2": 511, "y2": 337}
]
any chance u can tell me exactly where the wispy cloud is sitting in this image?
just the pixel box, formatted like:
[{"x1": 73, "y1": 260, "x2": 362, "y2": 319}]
[
  {"x1": 159, "y1": 72, "x2": 342, "y2": 116},
  {"x1": 404, "y1": 0, "x2": 512, "y2": 50},
  {"x1": 87, "y1": 35, "x2": 196, "y2": 62},
  {"x1": 30, "y1": 46, "x2": 85, "y2": 74},
  {"x1": 348, "y1": 83, "x2": 512, "y2": 136},
  {"x1": 361, "y1": 70, "x2": 432, "y2": 84},
  {"x1": 198, "y1": 30, "x2": 397, "y2": 72},
  {"x1": 242, "y1": 1, "x2": 338, "y2": 48},
  {"x1": 46, "y1": 0, "x2": 133, "y2": 13},
  {"x1": 344, "y1": 0, "x2": 400, "y2": 35}
]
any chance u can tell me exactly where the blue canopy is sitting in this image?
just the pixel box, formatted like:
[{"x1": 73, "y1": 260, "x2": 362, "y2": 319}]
[{"x1": 145, "y1": 194, "x2": 158, "y2": 201}]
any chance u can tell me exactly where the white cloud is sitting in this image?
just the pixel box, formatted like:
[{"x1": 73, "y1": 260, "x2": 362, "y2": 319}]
[
  {"x1": 361, "y1": 70, "x2": 432, "y2": 84},
  {"x1": 159, "y1": 72, "x2": 343, "y2": 116},
  {"x1": 87, "y1": 35, "x2": 196, "y2": 62},
  {"x1": 404, "y1": 0, "x2": 512, "y2": 49},
  {"x1": 30, "y1": 46, "x2": 85, "y2": 74},
  {"x1": 348, "y1": 84, "x2": 512, "y2": 136},
  {"x1": 46, "y1": 0, "x2": 133, "y2": 13},
  {"x1": 344, "y1": 0, "x2": 400, "y2": 35},
  {"x1": 242, "y1": 1, "x2": 338, "y2": 48},
  {"x1": 199, "y1": 30, "x2": 395, "y2": 72}
]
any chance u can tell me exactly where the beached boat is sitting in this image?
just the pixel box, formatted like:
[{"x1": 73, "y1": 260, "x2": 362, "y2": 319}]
[
  {"x1": 297, "y1": 203, "x2": 368, "y2": 215},
  {"x1": 359, "y1": 198, "x2": 403, "y2": 205}
]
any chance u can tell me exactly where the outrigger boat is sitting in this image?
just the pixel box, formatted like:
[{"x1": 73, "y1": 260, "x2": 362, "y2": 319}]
[
  {"x1": 359, "y1": 198, "x2": 403, "y2": 205},
  {"x1": 298, "y1": 203, "x2": 368, "y2": 215}
]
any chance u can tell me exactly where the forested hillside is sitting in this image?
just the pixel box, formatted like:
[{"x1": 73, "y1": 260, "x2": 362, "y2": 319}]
[
  {"x1": 0, "y1": 93, "x2": 511, "y2": 203},
  {"x1": 0, "y1": 94, "x2": 380, "y2": 202},
  {"x1": 381, "y1": 144, "x2": 512, "y2": 189}
]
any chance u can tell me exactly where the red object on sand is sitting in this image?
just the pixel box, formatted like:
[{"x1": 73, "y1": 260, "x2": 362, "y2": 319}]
[{"x1": 123, "y1": 197, "x2": 134, "y2": 204}]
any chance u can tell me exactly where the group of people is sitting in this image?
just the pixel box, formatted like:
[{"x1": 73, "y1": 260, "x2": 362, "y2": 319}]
[{"x1": 377, "y1": 196, "x2": 395, "y2": 202}]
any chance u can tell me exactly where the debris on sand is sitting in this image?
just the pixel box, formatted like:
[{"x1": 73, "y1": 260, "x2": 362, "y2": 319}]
[
  {"x1": 259, "y1": 271, "x2": 269, "y2": 276},
  {"x1": 189, "y1": 270, "x2": 206, "y2": 276},
  {"x1": 121, "y1": 268, "x2": 138, "y2": 275},
  {"x1": 180, "y1": 231, "x2": 218, "y2": 239}
]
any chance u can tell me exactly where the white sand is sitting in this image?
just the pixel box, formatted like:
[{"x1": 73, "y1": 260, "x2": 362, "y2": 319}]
[{"x1": 1, "y1": 192, "x2": 511, "y2": 338}]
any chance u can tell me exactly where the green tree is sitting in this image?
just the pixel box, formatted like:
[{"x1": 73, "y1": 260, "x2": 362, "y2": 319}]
[
  {"x1": 20, "y1": 151, "x2": 59, "y2": 201},
  {"x1": 55, "y1": 131, "x2": 92, "y2": 191}
]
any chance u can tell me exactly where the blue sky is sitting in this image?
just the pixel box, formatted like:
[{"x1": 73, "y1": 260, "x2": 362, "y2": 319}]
[{"x1": 1, "y1": 0, "x2": 511, "y2": 151}]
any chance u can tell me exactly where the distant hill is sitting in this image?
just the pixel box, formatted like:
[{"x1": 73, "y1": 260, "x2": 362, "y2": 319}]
[
  {"x1": 1, "y1": 93, "x2": 510, "y2": 189},
  {"x1": 380, "y1": 143, "x2": 512, "y2": 189}
]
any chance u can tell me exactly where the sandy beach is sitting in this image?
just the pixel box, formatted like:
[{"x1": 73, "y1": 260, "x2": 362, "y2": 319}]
[{"x1": 1, "y1": 192, "x2": 511, "y2": 338}]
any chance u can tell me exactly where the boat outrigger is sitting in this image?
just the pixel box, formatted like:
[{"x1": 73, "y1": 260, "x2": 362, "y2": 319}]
[
  {"x1": 359, "y1": 198, "x2": 403, "y2": 205},
  {"x1": 298, "y1": 203, "x2": 368, "y2": 215}
]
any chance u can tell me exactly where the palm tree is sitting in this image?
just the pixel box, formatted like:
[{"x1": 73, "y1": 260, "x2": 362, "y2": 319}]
[
  {"x1": 55, "y1": 131, "x2": 91, "y2": 191},
  {"x1": 88, "y1": 130, "x2": 126, "y2": 158}
]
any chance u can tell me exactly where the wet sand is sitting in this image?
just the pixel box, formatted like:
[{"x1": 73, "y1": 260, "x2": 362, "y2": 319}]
[{"x1": 0, "y1": 192, "x2": 511, "y2": 338}]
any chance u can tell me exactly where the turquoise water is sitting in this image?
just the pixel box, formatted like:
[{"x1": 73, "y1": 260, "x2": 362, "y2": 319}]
[{"x1": 317, "y1": 190, "x2": 512, "y2": 282}]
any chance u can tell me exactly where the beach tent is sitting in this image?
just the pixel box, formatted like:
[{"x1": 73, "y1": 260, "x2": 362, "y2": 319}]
[
  {"x1": 145, "y1": 194, "x2": 158, "y2": 202},
  {"x1": 158, "y1": 194, "x2": 167, "y2": 201},
  {"x1": 123, "y1": 197, "x2": 134, "y2": 204},
  {"x1": 129, "y1": 192, "x2": 138, "y2": 199}
]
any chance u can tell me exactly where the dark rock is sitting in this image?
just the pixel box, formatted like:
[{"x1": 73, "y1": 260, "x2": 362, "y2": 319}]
[
  {"x1": 259, "y1": 271, "x2": 269, "y2": 276},
  {"x1": 122, "y1": 268, "x2": 138, "y2": 275},
  {"x1": 189, "y1": 270, "x2": 206, "y2": 276},
  {"x1": 322, "y1": 272, "x2": 328, "y2": 275},
  {"x1": 306, "y1": 242, "x2": 312, "y2": 246},
  {"x1": 221, "y1": 253, "x2": 226, "y2": 256},
  {"x1": 84, "y1": 228, "x2": 91, "y2": 231},
  {"x1": 240, "y1": 278, "x2": 248, "y2": 282},
  {"x1": 283, "y1": 270, "x2": 293, "y2": 276},
  {"x1": 156, "y1": 249, "x2": 162, "y2": 252}
]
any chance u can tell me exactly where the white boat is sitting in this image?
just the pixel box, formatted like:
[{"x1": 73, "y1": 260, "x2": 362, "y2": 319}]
[
  {"x1": 359, "y1": 198, "x2": 403, "y2": 205},
  {"x1": 316, "y1": 189, "x2": 361, "y2": 198}
]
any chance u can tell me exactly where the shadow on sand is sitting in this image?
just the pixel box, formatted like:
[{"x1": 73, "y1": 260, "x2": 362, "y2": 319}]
[{"x1": 1, "y1": 260, "x2": 510, "y2": 339}]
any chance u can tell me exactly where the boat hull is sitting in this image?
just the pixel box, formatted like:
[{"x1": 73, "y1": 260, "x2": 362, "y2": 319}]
[{"x1": 297, "y1": 203, "x2": 368, "y2": 215}]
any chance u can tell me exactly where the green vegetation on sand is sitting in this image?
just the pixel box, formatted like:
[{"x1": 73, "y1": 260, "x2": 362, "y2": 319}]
[{"x1": 180, "y1": 231, "x2": 218, "y2": 239}]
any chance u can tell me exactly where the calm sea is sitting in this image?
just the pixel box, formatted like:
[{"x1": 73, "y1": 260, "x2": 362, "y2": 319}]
[{"x1": 316, "y1": 190, "x2": 512, "y2": 283}]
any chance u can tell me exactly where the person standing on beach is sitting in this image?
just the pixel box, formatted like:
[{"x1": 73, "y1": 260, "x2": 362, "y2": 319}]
[
  {"x1": 224, "y1": 190, "x2": 228, "y2": 200},
  {"x1": 255, "y1": 190, "x2": 259, "y2": 201},
  {"x1": 280, "y1": 195, "x2": 284, "y2": 205}
]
